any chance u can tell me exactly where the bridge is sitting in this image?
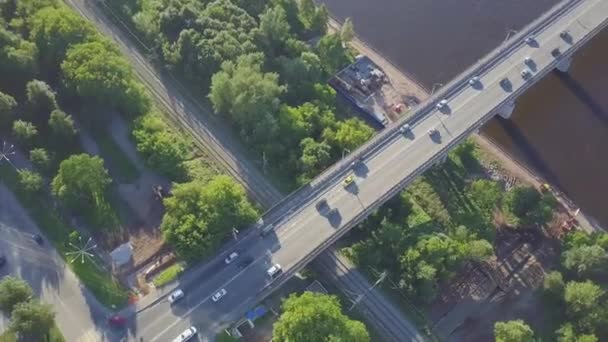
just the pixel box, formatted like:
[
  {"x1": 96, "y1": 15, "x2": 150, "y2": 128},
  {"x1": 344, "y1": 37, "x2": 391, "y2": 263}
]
[{"x1": 129, "y1": 0, "x2": 608, "y2": 341}]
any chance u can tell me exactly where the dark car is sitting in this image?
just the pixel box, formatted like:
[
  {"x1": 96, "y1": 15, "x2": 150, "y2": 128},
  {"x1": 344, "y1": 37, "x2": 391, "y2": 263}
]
[
  {"x1": 0, "y1": 255, "x2": 6, "y2": 267},
  {"x1": 32, "y1": 234, "x2": 43, "y2": 245},
  {"x1": 237, "y1": 256, "x2": 254, "y2": 269}
]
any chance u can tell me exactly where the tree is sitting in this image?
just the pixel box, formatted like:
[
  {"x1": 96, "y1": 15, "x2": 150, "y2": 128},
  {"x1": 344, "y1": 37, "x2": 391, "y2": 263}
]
[
  {"x1": 563, "y1": 245, "x2": 607, "y2": 277},
  {"x1": 9, "y1": 301, "x2": 55, "y2": 341},
  {"x1": 132, "y1": 113, "x2": 190, "y2": 179},
  {"x1": 273, "y1": 292, "x2": 370, "y2": 342},
  {"x1": 469, "y1": 179, "x2": 502, "y2": 213},
  {"x1": 48, "y1": 109, "x2": 77, "y2": 139},
  {"x1": 564, "y1": 281, "x2": 604, "y2": 330},
  {"x1": 0, "y1": 27, "x2": 38, "y2": 86},
  {"x1": 0, "y1": 277, "x2": 33, "y2": 314},
  {"x1": 12, "y1": 120, "x2": 38, "y2": 143},
  {"x1": 543, "y1": 271, "x2": 565, "y2": 299},
  {"x1": 341, "y1": 17, "x2": 355, "y2": 43},
  {"x1": 299, "y1": 137, "x2": 331, "y2": 177},
  {"x1": 18, "y1": 169, "x2": 44, "y2": 194},
  {"x1": 323, "y1": 118, "x2": 374, "y2": 153},
  {"x1": 209, "y1": 53, "x2": 285, "y2": 145},
  {"x1": 0, "y1": 91, "x2": 17, "y2": 126},
  {"x1": 556, "y1": 323, "x2": 598, "y2": 342},
  {"x1": 257, "y1": 5, "x2": 291, "y2": 56},
  {"x1": 494, "y1": 320, "x2": 535, "y2": 342},
  {"x1": 503, "y1": 186, "x2": 554, "y2": 225},
  {"x1": 278, "y1": 52, "x2": 324, "y2": 104},
  {"x1": 30, "y1": 6, "x2": 96, "y2": 71},
  {"x1": 25, "y1": 79, "x2": 57, "y2": 117},
  {"x1": 161, "y1": 175, "x2": 258, "y2": 261},
  {"x1": 51, "y1": 154, "x2": 111, "y2": 211},
  {"x1": 62, "y1": 40, "x2": 150, "y2": 116},
  {"x1": 465, "y1": 239, "x2": 493, "y2": 262},
  {"x1": 30, "y1": 148, "x2": 52, "y2": 173},
  {"x1": 316, "y1": 33, "x2": 350, "y2": 74}
]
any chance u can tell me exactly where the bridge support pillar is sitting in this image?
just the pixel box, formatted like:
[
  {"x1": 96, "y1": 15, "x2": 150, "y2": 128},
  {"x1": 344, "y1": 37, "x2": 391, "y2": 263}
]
[
  {"x1": 497, "y1": 101, "x2": 516, "y2": 120},
  {"x1": 556, "y1": 57, "x2": 572, "y2": 73}
]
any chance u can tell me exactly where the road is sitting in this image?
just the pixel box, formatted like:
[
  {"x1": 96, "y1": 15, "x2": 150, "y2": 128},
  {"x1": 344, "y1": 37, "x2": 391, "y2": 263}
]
[
  {"x1": 115, "y1": 0, "x2": 608, "y2": 341},
  {"x1": 0, "y1": 185, "x2": 115, "y2": 342}
]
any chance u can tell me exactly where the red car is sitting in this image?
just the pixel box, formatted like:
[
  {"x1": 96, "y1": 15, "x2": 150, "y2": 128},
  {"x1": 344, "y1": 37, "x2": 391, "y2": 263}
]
[{"x1": 108, "y1": 315, "x2": 127, "y2": 328}]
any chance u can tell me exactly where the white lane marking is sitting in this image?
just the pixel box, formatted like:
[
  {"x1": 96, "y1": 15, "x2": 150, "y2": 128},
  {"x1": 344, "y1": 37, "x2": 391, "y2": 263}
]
[{"x1": 147, "y1": 251, "x2": 270, "y2": 342}]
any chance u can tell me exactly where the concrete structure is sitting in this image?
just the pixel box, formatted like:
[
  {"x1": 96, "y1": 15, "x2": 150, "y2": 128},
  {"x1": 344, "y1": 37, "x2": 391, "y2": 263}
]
[{"x1": 125, "y1": 0, "x2": 608, "y2": 341}]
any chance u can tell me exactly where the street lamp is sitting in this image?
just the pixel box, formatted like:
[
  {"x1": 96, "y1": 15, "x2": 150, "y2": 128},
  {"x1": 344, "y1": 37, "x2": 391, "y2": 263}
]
[
  {"x1": 431, "y1": 83, "x2": 443, "y2": 95},
  {"x1": 0, "y1": 141, "x2": 15, "y2": 169},
  {"x1": 503, "y1": 29, "x2": 518, "y2": 44},
  {"x1": 342, "y1": 148, "x2": 351, "y2": 160}
]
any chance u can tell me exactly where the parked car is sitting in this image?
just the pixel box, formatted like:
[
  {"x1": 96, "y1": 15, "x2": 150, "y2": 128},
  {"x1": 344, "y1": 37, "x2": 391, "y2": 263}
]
[
  {"x1": 267, "y1": 264, "x2": 283, "y2": 279},
  {"x1": 168, "y1": 289, "x2": 185, "y2": 304},
  {"x1": 172, "y1": 326, "x2": 197, "y2": 342},
  {"x1": 211, "y1": 289, "x2": 227, "y2": 302},
  {"x1": 224, "y1": 252, "x2": 239, "y2": 264}
]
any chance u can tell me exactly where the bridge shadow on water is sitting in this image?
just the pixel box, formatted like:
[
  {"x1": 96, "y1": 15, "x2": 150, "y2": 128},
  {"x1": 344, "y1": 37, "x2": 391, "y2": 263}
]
[
  {"x1": 496, "y1": 118, "x2": 568, "y2": 197},
  {"x1": 554, "y1": 71, "x2": 608, "y2": 128}
]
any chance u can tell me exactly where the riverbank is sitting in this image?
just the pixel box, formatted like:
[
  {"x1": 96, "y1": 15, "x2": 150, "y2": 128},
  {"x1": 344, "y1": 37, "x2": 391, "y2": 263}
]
[{"x1": 329, "y1": 17, "x2": 604, "y2": 233}]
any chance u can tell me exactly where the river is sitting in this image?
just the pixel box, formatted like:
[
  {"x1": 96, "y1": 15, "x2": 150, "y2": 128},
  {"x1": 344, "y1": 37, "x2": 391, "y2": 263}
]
[{"x1": 319, "y1": 0, "x2": 608, "y2": 227}]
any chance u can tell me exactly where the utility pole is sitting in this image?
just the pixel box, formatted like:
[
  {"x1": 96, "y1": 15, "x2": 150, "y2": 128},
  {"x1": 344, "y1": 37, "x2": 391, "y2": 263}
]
[
  {"x1": 232, "y1": 227, "x2": 239, "y2": 240},
  {"x1": 348, "y1": 270, "x2": 388, "y2": 311},
  {"x1": 261, "y1": 152, "x2": 268, "y2": 175}
]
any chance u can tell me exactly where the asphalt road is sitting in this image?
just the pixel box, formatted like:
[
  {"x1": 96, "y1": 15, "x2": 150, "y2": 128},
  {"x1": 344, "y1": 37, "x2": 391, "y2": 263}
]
[
  {"x1": 117, "y1": 1, "x2": 608, "y2": 341},
  {"x1": 0, "y1": 185, "x2": 115, "y2": 342}
]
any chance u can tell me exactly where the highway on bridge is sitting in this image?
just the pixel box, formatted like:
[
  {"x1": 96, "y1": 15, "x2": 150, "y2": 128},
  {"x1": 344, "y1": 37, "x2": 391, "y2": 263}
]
[{"x1": 120, "y1": 1, "x2": 608, "y2": 340}]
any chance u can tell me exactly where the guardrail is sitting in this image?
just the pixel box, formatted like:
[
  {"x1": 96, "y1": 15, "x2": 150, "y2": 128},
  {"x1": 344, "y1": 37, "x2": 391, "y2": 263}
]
[{"x1": 248, "y1": 0, "x2": 607, "y2": 311}]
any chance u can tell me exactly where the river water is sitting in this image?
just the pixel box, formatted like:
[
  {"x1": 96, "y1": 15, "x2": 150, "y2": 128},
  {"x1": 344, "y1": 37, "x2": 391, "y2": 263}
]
[{"x1": 319, "y1": 0, "x2": 608, "y2": 227}]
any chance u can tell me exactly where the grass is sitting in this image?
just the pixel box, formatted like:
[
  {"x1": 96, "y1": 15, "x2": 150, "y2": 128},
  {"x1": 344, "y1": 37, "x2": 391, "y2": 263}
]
[
  {"x1": 0, "y1": 165, "x2": 129, "y2": 308},
  {"x1": 152, "y1": 263, "x2": 184, "y2": 287},
  {"x1": 215, "y1": 331, "x2": 239, "y2": 342},
  {"x1": 91, "y1": 128, "x2": 140, "y2": 183},
  {"x1": 0, "y1": 324, "x2": 65, "y2": 342}
]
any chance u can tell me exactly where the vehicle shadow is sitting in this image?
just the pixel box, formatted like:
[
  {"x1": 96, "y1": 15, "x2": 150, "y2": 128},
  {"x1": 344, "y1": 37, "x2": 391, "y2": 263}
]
[
  {"x1": 327, "y1": 210, "x2": 343, "y2": 228},
  {"x1": 353, "y1": 162, "x2": 369, "y2": 179}
]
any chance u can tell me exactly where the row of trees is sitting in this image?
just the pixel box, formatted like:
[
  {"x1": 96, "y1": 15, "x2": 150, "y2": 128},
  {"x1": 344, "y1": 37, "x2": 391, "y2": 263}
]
[
  {"x1": 0, "y1": 277, "x2": 59, "y2": 341},
  {"x1": 111, "y1": 0, "x2": 373, "y2": 188}
]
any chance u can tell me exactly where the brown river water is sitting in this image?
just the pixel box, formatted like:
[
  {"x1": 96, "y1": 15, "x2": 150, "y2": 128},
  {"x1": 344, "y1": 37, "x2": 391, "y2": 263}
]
[{"x1": 319, "y1": 0, "x2": 608, "y2": 226}]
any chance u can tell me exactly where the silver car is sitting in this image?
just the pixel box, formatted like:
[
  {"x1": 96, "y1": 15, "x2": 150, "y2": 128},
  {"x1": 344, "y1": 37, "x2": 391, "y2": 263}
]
[
  {"x1": 212, "y1": 288, "x2": 227, "y2": 302},
  {"x1": 168, "y1": 289, "x2": 184, "y2": 304},
  {"x1": 172, "y1": 326, "x2": 197, "y2": 342}
]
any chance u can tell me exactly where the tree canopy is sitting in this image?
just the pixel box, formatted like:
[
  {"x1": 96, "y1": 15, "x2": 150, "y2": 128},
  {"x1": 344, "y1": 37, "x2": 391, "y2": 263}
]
[
  {"x1": 0, "y1": 277, "x2": 33, "y2": 314},
  {"x1": 273, "y1": 292, "x2": 370, "y2": 342},
  {"x1": 9, "y1": 301, "x2": 55, "y2": 341},
  {"x1": 161, "y1": 175, "x2": 258, "y2": 261},
  {"x1": 494, "y1": 320, "x2": 535, "y2": 342}
]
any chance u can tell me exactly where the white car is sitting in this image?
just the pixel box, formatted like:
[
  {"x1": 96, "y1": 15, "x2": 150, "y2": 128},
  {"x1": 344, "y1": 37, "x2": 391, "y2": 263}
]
[
  {"x1": 267, "y1": 264, "x2": 283, "y2": 279},
  {"x1": 468, "y1": 76, "x2": 480, "y2": 86},
  {"x1": 168, "y1": 289, "x2": 184, "y2": 304},
  {"x1": 212, "y1": 288, "x2": 227, "y2": 302},
  {"x1": 224, "y1": 252, "x2": 239, "y2": 264},
  {"x1": 399, "y1": 123, "x2": 411, "y2": 134},
  {"x1": 428, "y1": 128, "x2": 439, "y2": 137},
  {"x1": 520, "y1": 69, "x2": 532, "y2": 79},
  {"x1": 172, "y1": 326, "x2": 197, "y2": 342},
  {"x1": 436, "y1": 99, "x2": 448, "y2": 110}
]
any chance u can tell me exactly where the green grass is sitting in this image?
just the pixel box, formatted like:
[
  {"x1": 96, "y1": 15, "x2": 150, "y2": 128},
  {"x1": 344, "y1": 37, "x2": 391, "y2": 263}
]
[
  {"x1": 215, "y1": 331, "x2": 239, "y2": 342},
  {"x1": 152, "y1": 263, "x2": 184, "y2": 287},
  {"x1": 0, "y1": 165, "x2": 129, "y2": 308},
  {"x1": 0, "y1": 324, "x2": 65, "y2": 342},
  {"x1": 92, "y1": 129, "x2": 140, "y2": 183}
]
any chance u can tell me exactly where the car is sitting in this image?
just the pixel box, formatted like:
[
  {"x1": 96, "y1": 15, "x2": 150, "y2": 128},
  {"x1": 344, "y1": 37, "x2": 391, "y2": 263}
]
[
  {"x1": 551, "y1": 48, "x2": 561, "y2": 58},
  {"x1": 520, "y1": 69, "x2": 532, "y2": 79},
  {"x1": 468, "y1": 76, "x2": 480, "y2": 86},
  {"x1": 211, "y1": 288, "x2": 227, "y2": 302},
  {"x1": 237, "y1": 256, "x2": 254, "y2": 269},
  {"x1": 524, "y1": 57, "x2": 533, "y2": 66},
  {"x1": 32, "y1": 234, "x2": 43, "y2": 245},
  {"x1": 224, "y1": 252, "x2": 239, "y2": 264},
  {"x1": 560, "y1": 30, "x2": 570, "y2": 39},
  {"x1": 267, "y1": 264, "x2": 282, "y2": 279},
  {"x1": 399, "y1": 123, "x2": 411, "y2": 134},
  {"x1": 524, "y1": 35, "x2": 535, "y2": 45},
  {"x1": 436, "y1": 99, "x2": 448, "y2": 110},
  {"x1": 0, "y1": 255, "x2": 5, "y2": 267},
  {"x1": 500, "y1": 77, "x2": 511, "y2": 90},
  {"x1": 428, "y1": 128, "x2": 439, "y2": 137},
  {"x1": 342, "y1": 175, "x2": 354, "y2": 188},
  {"x1": 108, "y1": 315, "x2": 127, "y2": 328},
  {"x1": 168, "y1": 289, "x2": 185, "y2": 304},
  {"x1": 172, "y1": 326, "x2": 198, "y2": 342}
]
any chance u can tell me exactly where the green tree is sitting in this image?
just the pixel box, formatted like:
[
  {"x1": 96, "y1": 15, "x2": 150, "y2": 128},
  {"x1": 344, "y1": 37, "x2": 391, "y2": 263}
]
[
  {"x1": 316, "y1": 33, "x2": 350, "y2": 74},
  {"x1": 25, "y1": 79, "x2": 57, "y2": 117},
  {"x1": 30, "y1": 148, "x2": 52, "y2": 173},
  {"x1": 257, "y1": 5, "x2": 291, "y2": 56},
  {"x1": 299, "y1": 137, "x2": 331, "y2": 177},
  {"x1": 543, "y1": 271, "x2": 565, "y2": 300},
  {"x1": 12, "y1": 119, "x2": 38, "y2": 143},
  {"x1": 0, "y1": 277, "x2": 33, "y2": 314},
  {"x1": 209, "y1": 53, "x2": 285, "y2": 145},
  {"x1": 278, "y1": 52, "x2": 324, "y2": 104},
  {"x1": 465, "y1": 239, "x2": 493, "y2": 262},
  {"x1": 62, "y1": 40, "x2": 150, "y2": 116},
  {"x1": 132, "y1": 112, "x2": 190, "y2": 179},
  {"x1": 9, "y1": 301, "x2": 55, "y2": 341},
  {"x1": 0, "y1": 91, "x2": 17, "y2": 126},
  {"x1": 161, "y1": 175, "x2": 258, "y2": 261},
  {"x1": 563, "y1": 245, "x2": 607, "y2": 277},
  {"x1": 51, "y1": 154, "x2": 111, "y2": 211},
  {"x1": 30, "y1": 6, "x2": 96, "y2": 71},
  {"x1": 323, "y1": 118, "x2": 374, "y2": 153},
  {"x1": 48, "y1": 109, "x2": 77, "y2": 139},
  {"x1": 556, "y1": 323, "x2": 598, "y2": 342},
  {"x1": 469, "y1": 179, "x2": 502, "y2": 213},
  {"x1": 494, "y1": 320, "x2": 535, "y2": 342},
  {"x1": 18, "y1": 169, "x2": 44, "y2": 194},
  {"x1": 564, "y1": 281, "x2": 605, "y2": 331},
  {"x1": 503, "y1": 185, "x2": 554, "y2": 225},
  {"x1": 340, "y1": 17, "x2": 355, "y2": 43},
  {"x1": 0, "y1": 27, "x2": 38, "y2": 85},
  {"x1": 273, "y1": 292, "x2": 370, "y2": 342}
]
